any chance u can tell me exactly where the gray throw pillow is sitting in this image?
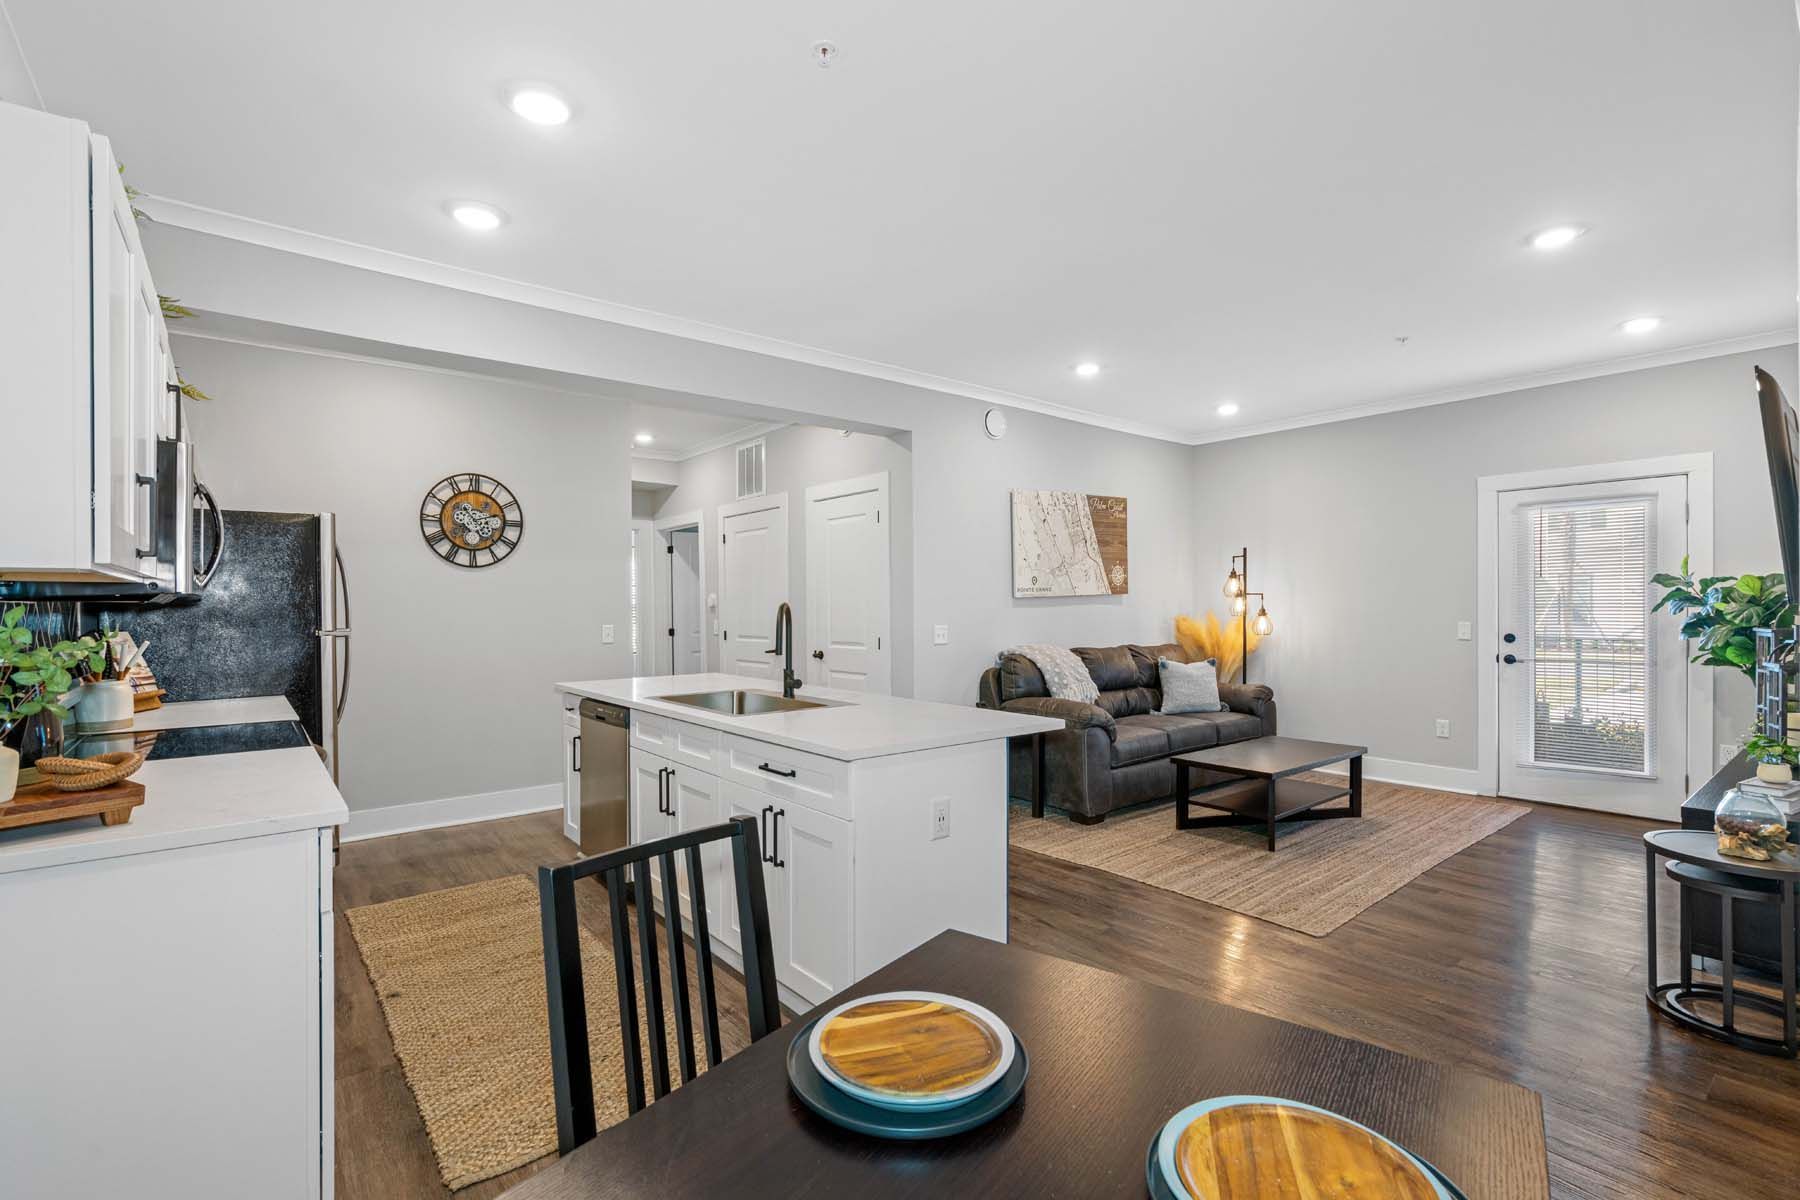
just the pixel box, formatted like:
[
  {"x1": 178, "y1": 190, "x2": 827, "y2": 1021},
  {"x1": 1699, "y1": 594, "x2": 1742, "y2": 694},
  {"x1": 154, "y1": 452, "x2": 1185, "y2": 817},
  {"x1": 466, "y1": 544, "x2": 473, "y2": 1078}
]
[{"x1": 1158, "y1": 657, "x2": 1226, "y2": 714}]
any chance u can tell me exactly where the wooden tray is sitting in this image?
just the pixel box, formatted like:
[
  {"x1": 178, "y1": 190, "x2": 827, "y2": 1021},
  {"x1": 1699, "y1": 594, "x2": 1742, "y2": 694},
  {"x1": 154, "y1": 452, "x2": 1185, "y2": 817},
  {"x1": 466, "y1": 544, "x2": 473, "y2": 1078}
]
[{"x1": 0, "y1": 779, "x2": 145, "y2": 831}]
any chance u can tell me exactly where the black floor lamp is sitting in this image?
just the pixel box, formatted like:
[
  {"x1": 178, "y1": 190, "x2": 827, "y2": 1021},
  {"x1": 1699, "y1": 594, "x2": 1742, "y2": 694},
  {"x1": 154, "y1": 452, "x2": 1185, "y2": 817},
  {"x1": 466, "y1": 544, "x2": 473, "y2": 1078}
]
[{"x1": 1222, "y1": 547, "x2": 1274, "y2": 685}]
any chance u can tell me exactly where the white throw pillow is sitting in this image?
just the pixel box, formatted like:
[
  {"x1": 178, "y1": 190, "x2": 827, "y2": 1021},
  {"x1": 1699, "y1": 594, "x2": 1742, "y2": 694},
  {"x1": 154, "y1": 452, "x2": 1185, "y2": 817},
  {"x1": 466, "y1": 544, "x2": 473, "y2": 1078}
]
[{"x1": 1158, "y1": 657, "x2": 1226, "y2": 714}]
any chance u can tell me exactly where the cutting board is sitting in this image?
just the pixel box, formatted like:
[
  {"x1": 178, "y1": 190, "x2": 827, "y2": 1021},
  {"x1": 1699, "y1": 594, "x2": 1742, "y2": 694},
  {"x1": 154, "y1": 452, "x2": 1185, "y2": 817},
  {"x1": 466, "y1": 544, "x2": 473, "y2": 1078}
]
[{"x1": 0, "y1": 779, "x2": 145, "y2": 831}]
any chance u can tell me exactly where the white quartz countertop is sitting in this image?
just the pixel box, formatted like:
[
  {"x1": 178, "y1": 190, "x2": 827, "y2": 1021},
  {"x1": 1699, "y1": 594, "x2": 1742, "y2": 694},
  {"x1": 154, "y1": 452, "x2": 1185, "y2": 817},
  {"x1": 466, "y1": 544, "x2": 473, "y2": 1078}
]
[
  {"x1": 129, "y1": 695, "x2": 299, "y2": 732},
  {"x1": 0, "y1": 746, "x2": 347, "y2": 876},
  {"x1": 553, "y1": 673, "x2": 1062, "y2": 761}
]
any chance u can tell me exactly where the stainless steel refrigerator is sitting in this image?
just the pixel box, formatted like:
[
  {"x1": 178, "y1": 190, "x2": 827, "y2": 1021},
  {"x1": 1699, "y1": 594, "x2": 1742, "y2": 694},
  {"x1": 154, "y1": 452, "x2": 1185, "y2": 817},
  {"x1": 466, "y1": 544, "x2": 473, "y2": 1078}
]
[{"x1": 96, "y1": 510, "x2": 351, "y2": 783}]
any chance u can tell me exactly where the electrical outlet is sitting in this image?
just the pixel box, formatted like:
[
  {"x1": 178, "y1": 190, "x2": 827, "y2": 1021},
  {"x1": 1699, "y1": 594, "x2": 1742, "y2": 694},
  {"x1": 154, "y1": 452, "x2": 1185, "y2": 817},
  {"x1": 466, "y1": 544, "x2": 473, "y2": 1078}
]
[
  {"x1": 601, "y1": 624, "x2": 615, "y2": 644},
  {"x1": 930, "y1": 798, "x2": 950, "y2": 840},
  {"x1": 1456, "y1": 621, "x2": 1472, "y2": 641},
  {"x1": 1721, "y1": 741, "x2": 1741, "y2": 767},
  {"x1": 1434, "y1": 718, "x2": 1451, "y2": 738},
  {"x1": 933, "y1": 624, "x2": 949, "y2": 646}
]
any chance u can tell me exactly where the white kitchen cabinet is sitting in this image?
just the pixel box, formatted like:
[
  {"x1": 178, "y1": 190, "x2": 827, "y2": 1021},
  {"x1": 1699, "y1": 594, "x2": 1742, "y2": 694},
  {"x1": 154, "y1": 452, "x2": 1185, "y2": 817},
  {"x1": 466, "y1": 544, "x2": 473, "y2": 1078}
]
[
  {"x1": 0, "y1": 745, "x2": 344, "y2": 1199},
  {"x1": 0, "y1": 102, "x2": 173, "y2": 582},
  {"x1": 717, "y1": 780, "x2": 852, "y2": 1000},
  {"x1": 562, "y1": 708, "x2": 581, "y2": 844}
]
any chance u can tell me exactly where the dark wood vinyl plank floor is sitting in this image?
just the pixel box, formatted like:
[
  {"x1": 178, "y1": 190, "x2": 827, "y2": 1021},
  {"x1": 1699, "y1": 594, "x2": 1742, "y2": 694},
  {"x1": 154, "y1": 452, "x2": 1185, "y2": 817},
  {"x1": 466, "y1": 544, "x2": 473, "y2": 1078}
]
[{"x1": 333, "y1": 804, "x2": 1800, "y2": 1199}]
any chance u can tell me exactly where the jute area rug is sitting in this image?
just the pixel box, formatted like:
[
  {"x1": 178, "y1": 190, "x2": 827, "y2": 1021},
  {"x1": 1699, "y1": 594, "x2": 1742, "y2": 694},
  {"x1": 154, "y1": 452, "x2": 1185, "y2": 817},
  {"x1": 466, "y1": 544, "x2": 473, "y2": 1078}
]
[
  {"x1": 1009, "y1": 776, "x2": 1528, "y2": 937},
  {"x1": 345, "y1": 874, "x2": 704, "y2": 1190}
]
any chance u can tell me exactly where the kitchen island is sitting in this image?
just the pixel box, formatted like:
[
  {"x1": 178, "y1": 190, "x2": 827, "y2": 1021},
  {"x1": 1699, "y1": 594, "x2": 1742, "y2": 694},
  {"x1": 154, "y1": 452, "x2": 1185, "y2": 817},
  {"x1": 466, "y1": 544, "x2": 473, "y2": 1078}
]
[
  {"x1": 553, "y1": 674, "x2": 1061, "y2": 1011},
  {"x1": 0, "y1": 700, "x2": 345, "y2": 1199}
]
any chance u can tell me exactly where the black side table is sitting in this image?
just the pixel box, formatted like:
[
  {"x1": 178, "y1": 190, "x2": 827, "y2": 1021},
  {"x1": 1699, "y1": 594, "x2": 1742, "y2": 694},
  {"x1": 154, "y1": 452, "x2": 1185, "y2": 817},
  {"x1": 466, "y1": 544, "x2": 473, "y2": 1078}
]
[{"x1": 1644, "y1": 829, "x2": 1798, "y2": 1057}]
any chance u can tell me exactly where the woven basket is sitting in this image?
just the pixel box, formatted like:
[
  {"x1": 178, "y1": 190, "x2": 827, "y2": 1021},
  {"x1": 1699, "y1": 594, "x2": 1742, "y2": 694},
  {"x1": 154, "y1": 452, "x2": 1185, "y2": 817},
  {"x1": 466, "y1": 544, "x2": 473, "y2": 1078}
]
[{"x1": 33, "y1": 751, "x2": 146, "y2": 792}]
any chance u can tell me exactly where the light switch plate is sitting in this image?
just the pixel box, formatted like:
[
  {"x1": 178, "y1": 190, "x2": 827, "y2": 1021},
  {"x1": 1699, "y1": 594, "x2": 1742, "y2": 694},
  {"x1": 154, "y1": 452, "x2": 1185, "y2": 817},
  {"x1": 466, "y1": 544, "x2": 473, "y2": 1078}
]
[
  {"x1": 933, "y1": 624, "x2": 949, "y2": 646},
  {"x1": 1434, "y1": 718, "x2": 1451, "y2": 738},
  {"x1": 1456, "y1": 621, "x2": 1472, "y2": 641},
  {"x1": 601, "y1": 624, "x2": 615, "y2": 644}
]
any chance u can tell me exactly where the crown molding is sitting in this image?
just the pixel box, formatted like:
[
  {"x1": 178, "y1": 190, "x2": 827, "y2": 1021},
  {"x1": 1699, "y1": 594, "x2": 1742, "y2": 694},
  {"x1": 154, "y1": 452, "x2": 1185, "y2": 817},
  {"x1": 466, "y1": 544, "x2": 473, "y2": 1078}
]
[
  {"x1": 1185, "y1": 328, "x2": 1800, "y2": 446},
  {"x1": 136, "y1": 193, "x2": 1185, "y2": 443}
]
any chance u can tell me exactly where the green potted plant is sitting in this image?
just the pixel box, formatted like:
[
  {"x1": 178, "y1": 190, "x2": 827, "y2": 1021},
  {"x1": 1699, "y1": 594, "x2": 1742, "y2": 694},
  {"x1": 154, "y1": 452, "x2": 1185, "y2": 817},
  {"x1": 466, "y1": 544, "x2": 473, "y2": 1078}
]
[
  {"x1": 1651, "y1": 558, "x2": 1793, "y2": 676},
  {"x1": 1741, "y1": 731, "x2": 1800, "y2": 784},
  {"x1": 0, "y1": 605, "x2": 107, "y2": 801}
]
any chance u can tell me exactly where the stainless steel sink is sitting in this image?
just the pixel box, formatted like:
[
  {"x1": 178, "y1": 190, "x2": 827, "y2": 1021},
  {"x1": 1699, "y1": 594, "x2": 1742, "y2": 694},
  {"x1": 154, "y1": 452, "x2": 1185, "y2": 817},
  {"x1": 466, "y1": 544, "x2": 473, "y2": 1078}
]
[{"x1": 659, "y1": 689, "x2": 840, "y2": 716}]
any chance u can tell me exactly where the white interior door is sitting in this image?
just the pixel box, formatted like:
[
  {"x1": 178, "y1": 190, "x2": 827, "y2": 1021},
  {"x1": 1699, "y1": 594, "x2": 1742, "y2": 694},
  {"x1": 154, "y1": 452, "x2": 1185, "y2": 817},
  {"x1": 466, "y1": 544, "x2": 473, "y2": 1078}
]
[
  {"x1": 669, "y1": 527, "x2": 704, "y2": 676},
  {"x1": 629, "y1": 521, "x2": 655, "y2": 676},
  {"x1": 805, "y1": 474, "x2": 891, "y2": 693},
  {"x1": 719, "y1": 497, "x2": 788, "y2": 680},
  {"x1": 1497, "y1": 475, "x2": 1688, "y2": 818}
]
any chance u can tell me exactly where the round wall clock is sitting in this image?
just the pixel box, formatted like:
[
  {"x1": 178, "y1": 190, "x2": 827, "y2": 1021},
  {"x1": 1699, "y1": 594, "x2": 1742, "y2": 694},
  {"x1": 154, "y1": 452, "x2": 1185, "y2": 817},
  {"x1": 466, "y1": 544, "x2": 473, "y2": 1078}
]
[{"x1": 419, "y1": 472, "x2": 522, "y2": 568}]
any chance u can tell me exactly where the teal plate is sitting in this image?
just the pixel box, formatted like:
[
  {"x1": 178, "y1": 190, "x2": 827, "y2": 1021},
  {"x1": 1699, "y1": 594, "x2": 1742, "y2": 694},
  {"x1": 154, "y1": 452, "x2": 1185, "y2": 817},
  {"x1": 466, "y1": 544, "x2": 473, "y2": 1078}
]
[
  {"x1": 1142, "y1": 1113, "x2": 1469, "y2": 1200},
  {"x1": 786, "y1": 1016, "x2": 1028, "y2": 1140}
]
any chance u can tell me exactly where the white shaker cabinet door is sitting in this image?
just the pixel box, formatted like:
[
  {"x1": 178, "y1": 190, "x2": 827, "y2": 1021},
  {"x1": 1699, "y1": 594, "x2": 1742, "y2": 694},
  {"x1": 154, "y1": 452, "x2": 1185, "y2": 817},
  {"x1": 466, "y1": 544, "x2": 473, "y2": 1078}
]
[
  {"x1": 667, "y1": 764, "x2": 722, "y2": 941},
  {"x1": 770, "y1": 799, "x2": 853, "y2": 1004},
  {"x1": 562, "y1": 710, "x2": 581, "y2": 845},
  {"x1": 715, "y1": 780, "x2": 778, "y2": 958}
]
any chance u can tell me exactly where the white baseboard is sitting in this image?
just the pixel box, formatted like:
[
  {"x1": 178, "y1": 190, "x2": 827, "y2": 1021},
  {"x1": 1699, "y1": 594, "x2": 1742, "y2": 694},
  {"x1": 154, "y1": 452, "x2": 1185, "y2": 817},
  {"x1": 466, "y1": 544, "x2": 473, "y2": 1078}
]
[
  {"x1": 342, "y1": 783, "x2": 562, "y2": 843},
  {"x1": 1314, "y1": 755, "x2": 1488, "y2": 796}
]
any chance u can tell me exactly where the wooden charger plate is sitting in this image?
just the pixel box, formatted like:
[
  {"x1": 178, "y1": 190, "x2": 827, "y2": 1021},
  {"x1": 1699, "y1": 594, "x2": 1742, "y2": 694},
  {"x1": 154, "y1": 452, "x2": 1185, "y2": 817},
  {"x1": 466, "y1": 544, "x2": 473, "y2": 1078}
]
[
  {"x1": 809, "y1": 991, "x2": 1013, "y2": 1111},
  {"x1": 1154, "y1": 1097, "x2": 1449, "y2": 1200}
]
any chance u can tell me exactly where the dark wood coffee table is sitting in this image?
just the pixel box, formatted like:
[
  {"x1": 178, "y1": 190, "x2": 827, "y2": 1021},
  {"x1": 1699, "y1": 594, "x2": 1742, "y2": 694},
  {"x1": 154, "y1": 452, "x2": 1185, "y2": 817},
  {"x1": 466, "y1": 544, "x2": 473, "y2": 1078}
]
[{"x1": 1174, "y1": 736, "x2": 1367, "y2": 851}]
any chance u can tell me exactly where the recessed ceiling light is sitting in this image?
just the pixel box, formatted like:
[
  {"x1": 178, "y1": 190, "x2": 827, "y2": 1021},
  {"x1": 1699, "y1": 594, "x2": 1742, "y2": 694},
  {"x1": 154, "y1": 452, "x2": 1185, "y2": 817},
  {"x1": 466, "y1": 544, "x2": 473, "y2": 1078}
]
[
  {"x1": 1530, "y1": 225, "x2": 1586, "y2": 251},
  {"x1": 1216, "y1": 402, "x2": 1240, "y2": 417},
  {"x1": 633, "y1": 432, "x2": 655, "y2": 446},
  {"x1": 1620, "y1": 315, "x2": 1662, "y2": 335},
  {"x1": 508, "y1": 86, "x2": 571, "y2": 126},
  {"x1": 449, "y1": 201, "x2": 505, "y2": 232},
  {"x1": 1074, "y1": 361, "x2": 1101, "y2": 378}
]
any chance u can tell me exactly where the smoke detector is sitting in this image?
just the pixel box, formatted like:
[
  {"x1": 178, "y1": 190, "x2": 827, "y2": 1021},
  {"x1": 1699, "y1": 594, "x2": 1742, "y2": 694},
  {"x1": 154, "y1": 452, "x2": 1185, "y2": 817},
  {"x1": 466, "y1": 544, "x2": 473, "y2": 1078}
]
[{"x1": 811, "y1": 41, "x2": 839, "y2": 68}]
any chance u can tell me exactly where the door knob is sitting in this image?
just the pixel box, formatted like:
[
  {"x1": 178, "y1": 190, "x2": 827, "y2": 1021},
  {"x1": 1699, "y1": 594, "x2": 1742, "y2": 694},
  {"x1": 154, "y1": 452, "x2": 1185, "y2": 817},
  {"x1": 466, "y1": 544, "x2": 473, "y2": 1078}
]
[
  {"x1": 812, "y1": 650, "x2": 824, "y2": 660},
  {"x1": 1502, "y1": 653, "x2": 1518, "y2": 665}
]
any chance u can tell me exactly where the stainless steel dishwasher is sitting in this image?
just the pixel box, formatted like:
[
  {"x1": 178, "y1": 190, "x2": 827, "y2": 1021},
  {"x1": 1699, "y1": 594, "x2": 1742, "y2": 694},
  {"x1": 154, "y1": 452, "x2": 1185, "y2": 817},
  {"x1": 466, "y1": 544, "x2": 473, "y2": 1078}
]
[{"x1": 577, "y1": 699, "x2": 631, "y2": 855}]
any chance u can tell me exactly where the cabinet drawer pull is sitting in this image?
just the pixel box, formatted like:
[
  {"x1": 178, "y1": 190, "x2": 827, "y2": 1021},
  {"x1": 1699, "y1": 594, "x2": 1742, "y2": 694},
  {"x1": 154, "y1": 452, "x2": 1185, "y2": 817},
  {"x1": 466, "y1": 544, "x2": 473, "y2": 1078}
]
[
  {"x1": 770, "y1": 808, "x2": 786, "y2": 869},
  {"x1": 666, "y1": 767, "x2": 676, "y2": 817},
  {"x1": 757, "y1": 762, "x2": 798, "y2": 779}
]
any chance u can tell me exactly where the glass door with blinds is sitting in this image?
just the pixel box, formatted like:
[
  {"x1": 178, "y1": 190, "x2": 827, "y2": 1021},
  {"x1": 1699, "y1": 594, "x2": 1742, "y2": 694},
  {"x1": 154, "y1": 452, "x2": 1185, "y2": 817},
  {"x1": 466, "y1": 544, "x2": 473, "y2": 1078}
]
[{"x1": 1496, "y1": 475, "x2": 1688, "y2": 818}]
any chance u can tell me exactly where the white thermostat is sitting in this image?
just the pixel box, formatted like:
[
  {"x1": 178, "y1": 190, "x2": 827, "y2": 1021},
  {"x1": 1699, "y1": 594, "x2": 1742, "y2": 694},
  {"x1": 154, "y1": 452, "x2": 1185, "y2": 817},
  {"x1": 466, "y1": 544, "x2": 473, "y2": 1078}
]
[{"x1": 983, "y1": 408, "x2": 1008, "y2": 440}]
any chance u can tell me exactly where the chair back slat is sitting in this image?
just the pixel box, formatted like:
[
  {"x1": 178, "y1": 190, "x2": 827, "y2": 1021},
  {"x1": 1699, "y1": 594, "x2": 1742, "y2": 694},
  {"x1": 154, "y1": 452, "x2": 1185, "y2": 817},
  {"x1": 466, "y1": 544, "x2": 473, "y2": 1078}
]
[
  {"x1": 537, "y1": 816, "x2": 781, "y2": 1154},
  {"x1": 537, "y1": 866, "x2": 595, "y2": 1155},
  {"x1": 685, "y1": 842, "x2": 724, "y2": 1069},
  {"x1": 657, "y1": 850, "x2": 699, "y2": 1083},
  {"x1": 604, "y1": 865, "x2": 646, "y2": 1116},
  {"x1": 630, "y1": 863, "x2": 673, "y2": 1100}
]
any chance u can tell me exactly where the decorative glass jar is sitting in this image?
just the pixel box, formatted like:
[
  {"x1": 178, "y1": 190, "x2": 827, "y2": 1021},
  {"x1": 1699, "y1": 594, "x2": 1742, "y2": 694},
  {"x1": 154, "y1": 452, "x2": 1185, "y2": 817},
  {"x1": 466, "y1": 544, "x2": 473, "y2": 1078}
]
[{"x1": 1715, "y1": 786, "x2": 1792, "y2": 861}]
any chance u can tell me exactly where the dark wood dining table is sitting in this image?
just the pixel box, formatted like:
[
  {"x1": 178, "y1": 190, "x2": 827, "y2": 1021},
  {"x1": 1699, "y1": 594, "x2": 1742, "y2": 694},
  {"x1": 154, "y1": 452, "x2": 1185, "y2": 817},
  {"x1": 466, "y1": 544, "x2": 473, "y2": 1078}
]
[{"x1": 503, "y1": 930, "x2": 1549, "y2": 1198}]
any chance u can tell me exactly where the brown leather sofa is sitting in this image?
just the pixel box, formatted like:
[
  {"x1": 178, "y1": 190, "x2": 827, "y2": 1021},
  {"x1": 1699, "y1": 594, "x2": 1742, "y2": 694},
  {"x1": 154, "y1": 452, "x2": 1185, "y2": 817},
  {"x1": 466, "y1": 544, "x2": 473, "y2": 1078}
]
[{"x1": 977, "y1": 642, "x2": 1276, "y2": 823}]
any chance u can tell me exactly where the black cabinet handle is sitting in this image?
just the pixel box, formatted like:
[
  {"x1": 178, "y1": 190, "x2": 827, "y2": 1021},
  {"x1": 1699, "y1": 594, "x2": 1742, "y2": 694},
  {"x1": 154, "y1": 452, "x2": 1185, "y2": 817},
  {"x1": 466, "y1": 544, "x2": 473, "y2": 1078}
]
[
  {"x1": 758, "y1": 762, "x2": 797, "y2": 779},
  {"x1": 760, "y1": 805, "x2": 775, "y2": 863},
  {"x1": 134, "y1": 473, "x2": 157, "y2": 559},
  {"x1": 657, "y1": 767, "x2": 669, "y2": 814},
  {"x1": 571, "y1": 734, "x2": 581, "y2": 773},
  {"x1": 770, "y1": 809, "x2": 786, "y2": 869}
]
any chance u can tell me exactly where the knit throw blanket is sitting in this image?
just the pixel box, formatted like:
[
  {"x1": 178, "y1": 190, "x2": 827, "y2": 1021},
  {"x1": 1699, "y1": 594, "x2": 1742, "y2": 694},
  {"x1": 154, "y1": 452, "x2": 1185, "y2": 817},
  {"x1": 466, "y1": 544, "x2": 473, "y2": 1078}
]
[{"x1": 1002, "y1": 644, "x2": 1099, "y2": 703}]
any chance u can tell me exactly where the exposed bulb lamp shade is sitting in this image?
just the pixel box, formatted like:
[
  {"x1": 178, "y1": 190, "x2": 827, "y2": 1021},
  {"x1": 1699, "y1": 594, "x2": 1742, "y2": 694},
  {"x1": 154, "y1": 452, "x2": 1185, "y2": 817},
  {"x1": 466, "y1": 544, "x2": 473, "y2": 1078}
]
[
  {"x1": 1251, "y1": 608, "x2": 1274, "y2": 636},
  {"x1": 1223, "y1": 568, "x2": 1243, "y2": 598}
]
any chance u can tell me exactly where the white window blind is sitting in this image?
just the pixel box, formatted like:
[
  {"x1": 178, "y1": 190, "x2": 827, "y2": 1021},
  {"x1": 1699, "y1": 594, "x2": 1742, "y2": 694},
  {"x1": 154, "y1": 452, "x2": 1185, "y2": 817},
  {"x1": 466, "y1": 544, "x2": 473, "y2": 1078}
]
[
  {"x1": 629, "y1": 528, "x2": 640, "y2": 657},
  {"x1": 1514, "y1": 497, "x2": 1655, "y2": 776}
]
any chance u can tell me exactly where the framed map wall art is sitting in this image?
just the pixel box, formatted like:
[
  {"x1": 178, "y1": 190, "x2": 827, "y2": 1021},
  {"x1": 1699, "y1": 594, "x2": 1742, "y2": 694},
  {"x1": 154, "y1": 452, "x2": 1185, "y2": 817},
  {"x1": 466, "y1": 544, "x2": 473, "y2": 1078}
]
[{"x1": 1011, "y1": 489, "x2": 1129, "y2": 597}]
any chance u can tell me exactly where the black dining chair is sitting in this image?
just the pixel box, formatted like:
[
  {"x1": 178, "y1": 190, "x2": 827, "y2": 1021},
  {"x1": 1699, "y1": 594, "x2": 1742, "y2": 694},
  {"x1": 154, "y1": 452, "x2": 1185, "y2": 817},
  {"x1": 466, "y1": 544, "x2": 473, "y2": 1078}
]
[{"x1": 536, "y1": 815, "x2": 782, "y2": 1154}]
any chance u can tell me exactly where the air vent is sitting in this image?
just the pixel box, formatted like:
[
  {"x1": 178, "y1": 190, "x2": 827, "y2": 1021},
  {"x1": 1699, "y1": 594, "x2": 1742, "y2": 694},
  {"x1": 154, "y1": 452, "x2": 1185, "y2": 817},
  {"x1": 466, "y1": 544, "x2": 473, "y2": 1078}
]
[{"x1": 735, "y1": 439, "x2": 766, "y2": 500}]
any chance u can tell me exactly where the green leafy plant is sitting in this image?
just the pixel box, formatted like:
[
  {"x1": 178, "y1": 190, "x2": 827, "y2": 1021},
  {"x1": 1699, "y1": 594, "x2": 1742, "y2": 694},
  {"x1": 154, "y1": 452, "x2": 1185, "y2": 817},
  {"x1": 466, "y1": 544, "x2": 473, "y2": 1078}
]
[
  {"x1": 115, "y1": 165, "x2": 216, "y2": 403},
  {"x1": 0, "y1": 606, "x2": 107, "y2": 737},
  {"x1": 1651, "y1": 557, "x2": 1792, "y2": 678},
  {"x1": 1742, "y1": 731, "x2": 1800, "y2": 768}
]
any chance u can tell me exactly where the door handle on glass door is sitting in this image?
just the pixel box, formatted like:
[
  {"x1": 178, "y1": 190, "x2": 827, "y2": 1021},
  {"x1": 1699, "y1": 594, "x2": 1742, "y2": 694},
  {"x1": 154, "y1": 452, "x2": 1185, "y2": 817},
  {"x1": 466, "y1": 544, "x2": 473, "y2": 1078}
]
[{"x1": 1502, "y1": 654, "x2": 1519, "y2": 665}]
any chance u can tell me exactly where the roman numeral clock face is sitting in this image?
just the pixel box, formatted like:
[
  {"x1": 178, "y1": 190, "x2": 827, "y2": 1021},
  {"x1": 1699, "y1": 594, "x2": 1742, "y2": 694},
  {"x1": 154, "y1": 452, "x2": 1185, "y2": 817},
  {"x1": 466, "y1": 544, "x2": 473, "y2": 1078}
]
[{"x1": 419, "y1": 473, "x2": 522, "y2": 568}]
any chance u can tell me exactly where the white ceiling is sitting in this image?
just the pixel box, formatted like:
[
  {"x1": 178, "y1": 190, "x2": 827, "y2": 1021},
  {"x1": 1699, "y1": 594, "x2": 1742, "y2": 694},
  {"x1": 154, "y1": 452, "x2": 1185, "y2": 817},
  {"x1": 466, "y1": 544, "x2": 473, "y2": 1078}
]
[
  {"x1": 626, "y1": 402, "x2": 777, "y2": 461},
  {"x1": 7, "y1": 1, "x2": 1796, "y2": 443}
]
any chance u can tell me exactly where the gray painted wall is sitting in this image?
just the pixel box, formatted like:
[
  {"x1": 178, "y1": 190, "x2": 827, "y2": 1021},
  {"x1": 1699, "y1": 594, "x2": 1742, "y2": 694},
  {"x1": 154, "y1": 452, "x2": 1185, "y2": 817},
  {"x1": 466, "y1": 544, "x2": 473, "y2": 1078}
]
[
  {"x1": 173, "y1": 335, "x2": 634, "y2": 812},
  {"x1": 1189, "y1": 345, "x2": 1799, "y2": 782}
]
